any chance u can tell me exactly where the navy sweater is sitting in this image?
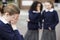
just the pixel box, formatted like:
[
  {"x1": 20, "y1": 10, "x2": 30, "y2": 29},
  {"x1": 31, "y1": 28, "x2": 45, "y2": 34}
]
[
  {"x1": 0, "y1": 20, "x2": 24, "y2": 40},
  {"x1": 28, "y1": 10, "x2": 42, "y2": 30},
  {"x1": 40, "y1": 10, "x2": 59, "y2": 30}
]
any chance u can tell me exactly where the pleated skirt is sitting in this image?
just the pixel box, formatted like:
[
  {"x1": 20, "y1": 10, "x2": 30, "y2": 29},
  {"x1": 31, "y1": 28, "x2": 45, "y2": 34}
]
[
  {"x1": 24, "y1": 30, "x2": 39, "y2": 40},
  {"x1": 41, "y1": 29, "x2": 56, "y2": 40}
]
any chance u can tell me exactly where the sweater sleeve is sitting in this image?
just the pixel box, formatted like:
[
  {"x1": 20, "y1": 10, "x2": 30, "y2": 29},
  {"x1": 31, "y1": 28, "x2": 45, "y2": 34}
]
[
  {"x1": 0, "y1": 25, "x2": 24, "y2": 40},
  {"x1": 0, "y1": 26, "x2": 14, "y2": 40},
  {"x1": 39, "y1": 14, "x2": 42, "y2": 29},
  {"x1": 14, "y1": 30, "x2": 24, "y2": 40},
  {"x1": 42, "y1": 11, "x2": 45, "y2": 20},
  {"x1": 50, "y1": 11, "x2": 59, "y2": 29},
  {"x1": 39, "y1": 11, "x2": 45, "y2": 29}
]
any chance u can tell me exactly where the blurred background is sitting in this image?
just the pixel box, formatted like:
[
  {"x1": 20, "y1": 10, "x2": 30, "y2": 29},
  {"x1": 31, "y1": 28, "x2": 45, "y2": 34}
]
[{"x1": 0, "y1": 0, "x2": 60, "y2": 40}]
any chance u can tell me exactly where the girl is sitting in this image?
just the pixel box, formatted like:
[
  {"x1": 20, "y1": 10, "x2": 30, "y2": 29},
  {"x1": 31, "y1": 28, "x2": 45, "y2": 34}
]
[
  {"x1": 24, "y1": 1, "x2": 43, "y2": 40},
  {"x1": 0, "y1": 4, "x2": 24, "y2": 40},
  {"x1": 41, "y1": 1, "x2": 59, "y2": 40}
]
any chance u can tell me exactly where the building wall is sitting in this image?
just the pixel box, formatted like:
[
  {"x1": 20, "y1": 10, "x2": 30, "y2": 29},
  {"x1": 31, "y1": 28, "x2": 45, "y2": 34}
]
[{"x1": 18, "y1": 0, "x2": 55, "y2": 9}]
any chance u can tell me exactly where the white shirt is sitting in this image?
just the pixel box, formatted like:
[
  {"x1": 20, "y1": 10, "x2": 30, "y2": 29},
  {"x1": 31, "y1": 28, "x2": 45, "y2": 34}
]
[
  {"x1": 0, "y1": 17, "x2": 8, "y2": 24},
  {"x1": 45, "y1": 8, "x2": 54, "y2": 12},
  {"x1": 0, "y1": 17, "x2": 17, "y2": 30}
]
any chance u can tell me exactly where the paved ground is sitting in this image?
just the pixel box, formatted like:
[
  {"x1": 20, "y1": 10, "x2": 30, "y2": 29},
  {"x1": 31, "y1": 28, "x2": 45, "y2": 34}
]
[{"x1": 16, "y1": 9, "x2": 60, "y2": 40}]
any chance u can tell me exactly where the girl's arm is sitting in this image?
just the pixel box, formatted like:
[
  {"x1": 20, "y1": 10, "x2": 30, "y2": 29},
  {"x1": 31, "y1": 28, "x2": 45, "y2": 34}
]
[{"x1": 50, "y1": 11, "x2": 59, "y2": 29}]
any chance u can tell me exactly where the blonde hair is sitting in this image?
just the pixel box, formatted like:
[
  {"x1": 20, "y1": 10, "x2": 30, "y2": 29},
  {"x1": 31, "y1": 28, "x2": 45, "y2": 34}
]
[
  {"x1": 45, "y1": 1, "x2": 54, "y2": 8},
  {"x1": 3, "y1": 3, "x2": 20, "y2": 15}
]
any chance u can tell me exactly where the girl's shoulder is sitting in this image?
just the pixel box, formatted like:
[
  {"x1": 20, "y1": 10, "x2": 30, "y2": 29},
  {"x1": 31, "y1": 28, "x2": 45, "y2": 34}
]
[
  {"x1": 53, "y1": 10, "x2": 57, "y2": 12},
  {"x1": 42, "y1": 9, "x2": 57, "y2": 13},
  {"x1": 42, "y1": 10, "x2": 46, "y2": 13}
]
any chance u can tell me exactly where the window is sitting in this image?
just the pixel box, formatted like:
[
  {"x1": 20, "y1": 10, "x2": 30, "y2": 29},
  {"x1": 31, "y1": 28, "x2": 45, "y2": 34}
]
[{"x1": 22, "y1": 0, "x2": 33, "y2": 6}]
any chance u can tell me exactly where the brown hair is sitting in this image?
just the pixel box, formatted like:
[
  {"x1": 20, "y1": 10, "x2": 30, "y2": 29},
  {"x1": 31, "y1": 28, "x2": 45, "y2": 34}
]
[
  {"x1": 3, "y1": 3, "x2": 20, "y2": 15},
  {"x1": 45, "y1": 1, "x2": 54, "y2": 8},
  {"x1": 0, "y1": 4, "x2": 3, "y2": 13},
  {"x1": 0, "y1": 6, "x2": 2, "y2": 12},
  {"x1": 29, "y1": 1, "x2": 43, "y2": 11}
]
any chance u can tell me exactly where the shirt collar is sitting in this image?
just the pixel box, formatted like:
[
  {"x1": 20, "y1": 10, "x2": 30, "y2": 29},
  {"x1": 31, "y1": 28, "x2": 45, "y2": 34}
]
[
  {"x1": 0, "y1": 17, "x2": 9, "y2": 24},
  {"x1": 45, "y1": 8, "x2": 54, "y2": 12}
]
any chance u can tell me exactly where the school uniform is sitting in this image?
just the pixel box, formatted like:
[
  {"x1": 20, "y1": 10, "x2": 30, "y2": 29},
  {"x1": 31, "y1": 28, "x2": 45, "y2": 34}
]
[
  {"x1": 24, "y1": 10, "x2": 42, "y2": 40},
  {"x1": 41, "y1": 9, "x2": 59, "y2": 40},
  {"x1": 0, "y1": 17, "x2": 24, "y2": 40}
]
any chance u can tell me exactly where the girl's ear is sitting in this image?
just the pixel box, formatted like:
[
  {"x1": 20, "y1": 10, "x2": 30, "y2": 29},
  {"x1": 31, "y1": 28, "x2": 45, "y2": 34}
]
[{"x1": 5, "y1": 12, "x2": 10, "y2": 16}]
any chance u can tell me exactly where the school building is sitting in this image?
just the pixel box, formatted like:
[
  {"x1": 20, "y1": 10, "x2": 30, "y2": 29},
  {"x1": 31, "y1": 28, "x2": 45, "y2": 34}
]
[{"x1": 16, "y1": 0, "x2": 60, "y2": 9}]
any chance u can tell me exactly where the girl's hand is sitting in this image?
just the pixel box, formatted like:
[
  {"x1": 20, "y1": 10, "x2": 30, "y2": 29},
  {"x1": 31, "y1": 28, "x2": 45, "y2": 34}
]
[
  {"x1": 11, "y1": 19, "x2": 18, "y2": 25},
  {"x1": 49, "y1": 27, "x2": 51, "y2": 31},
  {"x1": 11, "y1": 20, "x2": 17, "y2": 25},
  {"x1": 10, "y1": 19, "x2": 18, "y2": 30},
  {"x1": 27, "y1": 18, "x2": 30, "y2": 22}
]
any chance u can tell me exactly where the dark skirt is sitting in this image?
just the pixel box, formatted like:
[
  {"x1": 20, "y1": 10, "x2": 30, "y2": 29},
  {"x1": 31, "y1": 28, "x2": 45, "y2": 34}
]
[
  {"x1": 41, "y1": 29, "x2": 56, "y2": 40},
  {"x1": 24, "y1": 30, "x2": 39, "y2": 40}
]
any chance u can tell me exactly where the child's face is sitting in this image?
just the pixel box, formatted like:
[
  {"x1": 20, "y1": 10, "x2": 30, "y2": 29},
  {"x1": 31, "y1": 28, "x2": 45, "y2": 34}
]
[
  {"x1": 10, "y1": 14, "x2": 19, "y2": 24},
  {"x1": 44, "y1": 2, "x2": 52, "y2": 9},
  {"x1": 6, "y1": 13, "x2": 19, "y2": 24},
  {"x1": 36, "y1": 3, "x2": 41, "y2": 10}
]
